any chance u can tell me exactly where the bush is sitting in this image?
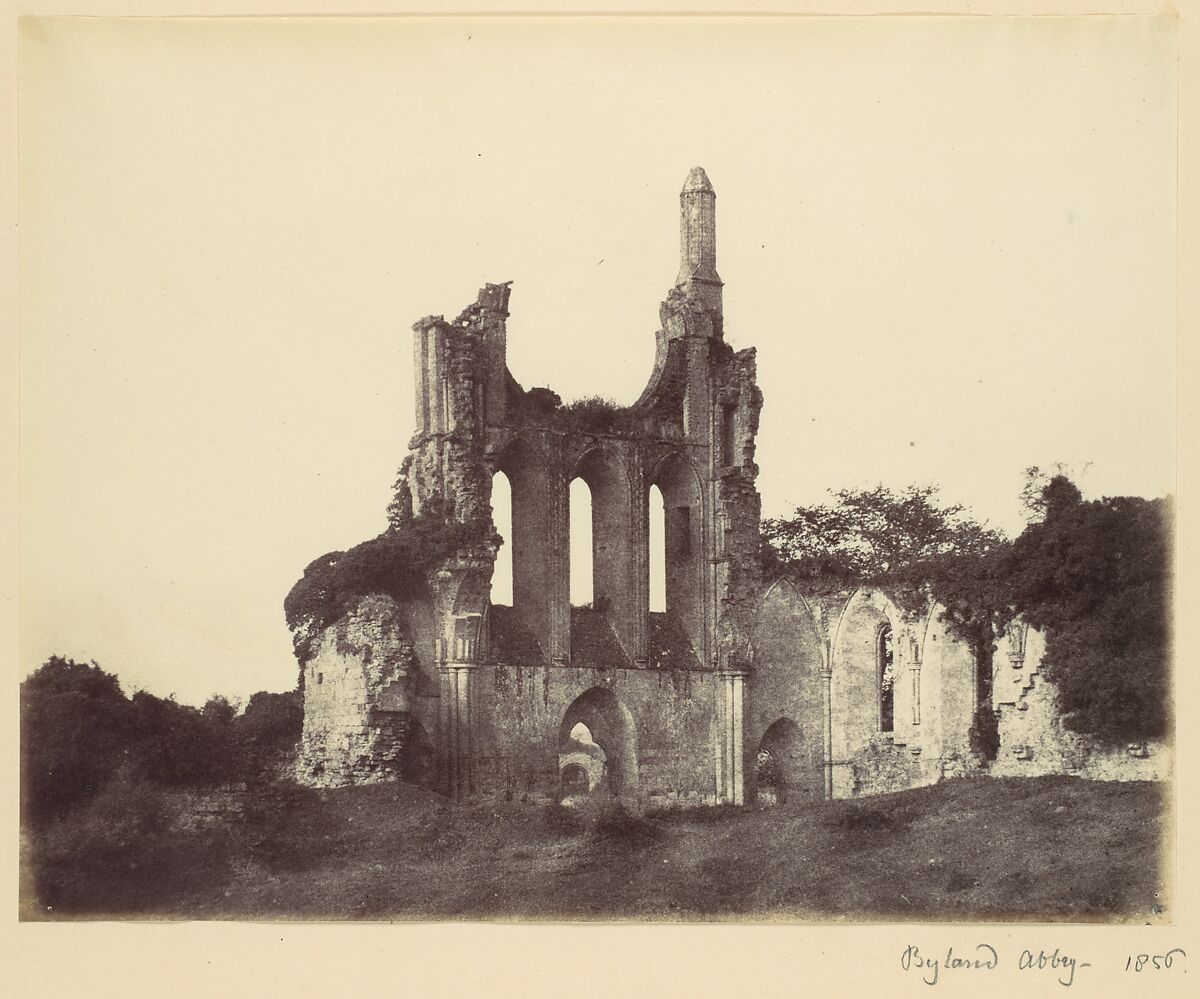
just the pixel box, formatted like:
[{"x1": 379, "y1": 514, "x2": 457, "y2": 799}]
[
  {"x1": 29, "y1": 766, "x2": 225, "y2": 915},
  {"x1": 284, "y1": 504, "x2": 495, "y2": 663},
  {"x1": 23, "y1": 654, "x2": 306, "y2": 832},
  {"x1": 1004, "y1": 483, "x2": 1171, "y2": 743},
  {"x1": 230, "y1": 690, "x2": 303, "y2": 781},
  {"x1": 237, "y1": 783, "x2": 335, "y2": 872},
  {"x1": 21, "y1": 657, "x2": 136, "y2": 825},
  {"x1": 129, "y1": 690, "x2": 235, "y2": 788},
  {"x1": 969, "y1": 703, "x2": 1000, "y2": 762}
]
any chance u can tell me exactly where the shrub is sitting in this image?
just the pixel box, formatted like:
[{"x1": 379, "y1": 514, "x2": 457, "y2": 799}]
[
  {"x1": 230, "y1": 690, "x2": 303, "y2": 781},
  {"x1": 129, "y1": 690, "x2": 234, "y2": 788},
  {"x1": 1004, "y1": 483, "x2": 1171, "y2": 743},
  {"x1": 237, "y1": 782, "x2": 335, "y2": 872},
  {"x1": 284, "y1": 503, "x2": 495, "y2": 663},
  {"x1": 20, "y1": 657, "x2": 136, "y2": 825},
  {"x1": 969, "y1": 703, "x2": 1000, "y2": 762},
  {"x1": 29, "y1": 766, "x2": 223, "y2": 915}
]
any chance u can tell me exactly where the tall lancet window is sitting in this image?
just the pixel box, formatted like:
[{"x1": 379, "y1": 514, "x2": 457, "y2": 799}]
[
  {"x1": 569, "y1": 478, "x2": 594, "y2": 607},
  {"x1": 649, "y1": 485, "x2": 666, "y2": 613},
  {"x1": 878, "y1": 624, "x2": 895, "y2": 734},
  {"x1": 489, "y1": 471, "x2": 513, "y2": 606}
]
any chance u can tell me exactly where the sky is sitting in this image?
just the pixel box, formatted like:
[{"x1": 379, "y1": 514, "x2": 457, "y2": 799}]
[{"x1": 19, "y1": 15, "x2": 1176, "y2": 706}]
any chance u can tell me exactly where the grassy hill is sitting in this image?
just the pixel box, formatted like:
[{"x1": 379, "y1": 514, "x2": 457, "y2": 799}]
[{"x1": 22, "y1": 774, "x2": 1168, "y2": 922}]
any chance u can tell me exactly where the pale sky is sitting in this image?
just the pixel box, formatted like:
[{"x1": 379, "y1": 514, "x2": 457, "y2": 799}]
[{"x1": 19, "y1": 15, "x2": 1176, "y2": 705}]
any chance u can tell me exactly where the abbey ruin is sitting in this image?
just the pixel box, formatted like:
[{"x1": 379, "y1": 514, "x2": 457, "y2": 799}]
[{"x1": 291, "y1": 169, "x2": 1169, "y2": 805}]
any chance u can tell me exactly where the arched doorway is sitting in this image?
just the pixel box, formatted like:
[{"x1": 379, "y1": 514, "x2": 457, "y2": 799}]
[
  {"x1": 754, "y1": 718, "x2": 802, "y2": 805},
  {"x1": 558, "y1": 721, "x2": 607, "y2": 802},
  {"x1": 401, "y1": 717, "x2": 435, "y2": 788},
  {"x1": 558, "y1": 687, "x2": 639, "y2": 797}
]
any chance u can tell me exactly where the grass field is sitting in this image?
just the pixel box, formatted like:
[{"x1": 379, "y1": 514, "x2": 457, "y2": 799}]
[{"x1": 22, "y1": 774, "x2": 1169, "y2": 922}]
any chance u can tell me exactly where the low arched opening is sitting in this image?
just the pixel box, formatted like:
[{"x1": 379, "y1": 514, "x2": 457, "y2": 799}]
[
  {"x1": 754, "y1": 718, "x2": 803, "y2": 806},
  {"x1": 558, "y1": 687, "x2": 639, "y2": 797}
]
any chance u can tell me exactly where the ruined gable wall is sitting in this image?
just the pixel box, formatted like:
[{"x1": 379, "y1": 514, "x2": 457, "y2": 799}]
[
  {"x1": 751, "y1": 583, "x2": 987, "y2": 799},
  {"x1": 991, "y1": 624, "x2": 1171, "y2": 781},
  {"x1": 296, "y1": 594, "x2": 424, "y2": 787},
  {"x1": 744, "y1": 582, "x2": 825, "y2": 803}
]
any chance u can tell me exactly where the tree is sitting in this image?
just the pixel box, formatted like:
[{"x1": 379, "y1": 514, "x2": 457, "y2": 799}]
[
  {"x1": 765, "y1": 476, "x2": 1173, "y2": 745},
  {"x1": 762, "y1": 484, "x2": 1009, "y2": 763},
  {"x1": 761, "y1": 484, "x2": 1010, "y2": 626},
  {"x1": 1003, "y1": 476, "x2": 1171, "y2": 742},
  {"x1": 201, "y1": 694, "x2": 238, "y2": 725},
  {"x1": 20, "y1": 657, "x2": 136, "y2": 824},
  {"x1": 231, "y1": 690, "x2": 303, "y2": 780}
]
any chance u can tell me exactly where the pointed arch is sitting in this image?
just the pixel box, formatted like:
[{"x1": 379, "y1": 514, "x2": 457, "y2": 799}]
[
  {"x1": 490, "y1": 470, "x2": 513, "y2": 606},
  {"x1": 571, "y1": 447, "x2": 635, "y2": 653},
  {"x1": 649, "y1": 483, "x2": 666, "y2": 613},
  {"x1": 828, "y1": 587, "x2": 907, "y2": 796},
  {"x1": 649, "y1": 450, "x2": 704, "y2": 658},
  {"x1": 754, "y1": 718, "x2": 804, "y2": 805},
  {"x1": 558, "y1": 687, "x2": 639, "y2": 796},
  {"x1": 747, "y1": 577, "x2": 825, "y2": 803},
  {"x1": 491, "y1": 435, "x2": 554, "y2": 652},
  {"x1": 569, "y1": 477, "x2": 594, "y2": 607}
]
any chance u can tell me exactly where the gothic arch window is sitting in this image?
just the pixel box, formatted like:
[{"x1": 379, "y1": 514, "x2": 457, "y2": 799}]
[
  {"x1": 569, "y1": 477, "x2": 594, "y2": 607},
  {"x1": 489, "y1": 471, "x2": 513, "y2": 606},
  {"x1": 878, "y1": 623, "x2": 895, "y2": 733},
  {"x1": 649, "y1": 452, "x2": 704, "y2": 656},
  {"x1": 649, "y1": 484, "x2": 666, "y2": 613}
]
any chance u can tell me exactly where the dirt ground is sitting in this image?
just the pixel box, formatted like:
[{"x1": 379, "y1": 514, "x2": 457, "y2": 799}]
[{"x1": 22, "y1": 774, "x2": 1169, "y2": 923}]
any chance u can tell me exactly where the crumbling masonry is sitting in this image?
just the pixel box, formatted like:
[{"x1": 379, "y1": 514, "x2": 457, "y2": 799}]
[{"x1": 293, "y1": 169, "x2": 1169, "y2": 804}]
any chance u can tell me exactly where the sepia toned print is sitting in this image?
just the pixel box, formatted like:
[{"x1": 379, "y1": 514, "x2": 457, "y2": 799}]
[{"x1": 19, "y1": 14, "x2": 1173, "y2": 924}]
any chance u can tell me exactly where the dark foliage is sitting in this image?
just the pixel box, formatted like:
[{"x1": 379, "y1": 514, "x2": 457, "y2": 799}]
[
  {"x1": 129, "y1": 690, "x2": 235, "y2": 788},
  {"x1": 20, "y1": 657, "x2": 135, "y2": 825},
  {"x1": 584, "y1": 800, "x2": 664, "y2": 851},
  {"x1": 514, "y1": 390, "x2": 644, "y2": 435},
  {"x1": 284, "y1": 500, "x2": 495, "y2": 664},
  {"x1": 29, "y1": 766, "x2": 229, "y2": 916},
  {"x1": 765, "y1": 475, "x2": 1172, "y2": 745},
  {"x1": 762, "y1": 484, "x2": 1011, "y2": 641},
  {"x1": 969, "y1": 703, "x2": 1001, "y2": 761},
  {"x1": 1002, "y1": 479, "x2": 1171, "y2": 742},
  {"x1": 22, "y1": 656, "x2": 304, "y2": 827},
  {"x1": 235, "y1": 690, "x2": 303, "y2": 778},
  {"x1": 237, "y1": 782, "x2": 335, "y2": 872}
]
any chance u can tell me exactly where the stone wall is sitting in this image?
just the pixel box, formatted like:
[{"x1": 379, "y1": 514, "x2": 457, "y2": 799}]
[
  {"x1": 295, "y1": 594, "x2": 421, "y2": 787},
  {"x1": 291, "y1": 168, "x2": 1169, "y2": 808},
  {"x1": 992, "y1": 622, "x2": 1172, "y2": 781},
  {"x1": 472, "y1": 661, "x2": 723, "y2": 807},
  {"x1": 744, "y1": 580, "x2": 825, "y2": 803}
]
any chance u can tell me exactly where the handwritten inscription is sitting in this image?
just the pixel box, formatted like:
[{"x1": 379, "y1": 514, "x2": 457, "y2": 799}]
[
  {"x1": 900, "y1": 945, "x2": 998, "y2": 986},
  {"x1": 902, "y1": 944, "x2": 1185, "y2": 986},
  {"x1": 1019, "y1": 948, "x2": 1090, "y2": 988},
  {"x1": 1125, "y1": 949, "x2": 1186, "y2": 972}
]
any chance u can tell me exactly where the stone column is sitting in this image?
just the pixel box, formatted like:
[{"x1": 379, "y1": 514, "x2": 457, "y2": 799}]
[
  {"x1": 909, "y1": 635, "x2": 922, "y2": 727},
  {"x1": 629, "y1": 451, "x2": 649, "y2": 665},
  {"x1": 548, "y1": 447, "x2": 571, "y2": 664},
  {"x1": 715, "y1": 670, "x2": 746, "y2": 805},
  {"x1": 821, "y1": 636, "x2": 834, "y2": 799},
  {"x1": 439, "y1": 660, "x2": 476, "y2": 802}
]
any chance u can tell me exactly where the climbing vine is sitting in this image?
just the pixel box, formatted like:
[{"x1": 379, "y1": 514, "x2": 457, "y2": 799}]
[{"x1": 284, "y1": 495, "x2": 498, "y2": 665}]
